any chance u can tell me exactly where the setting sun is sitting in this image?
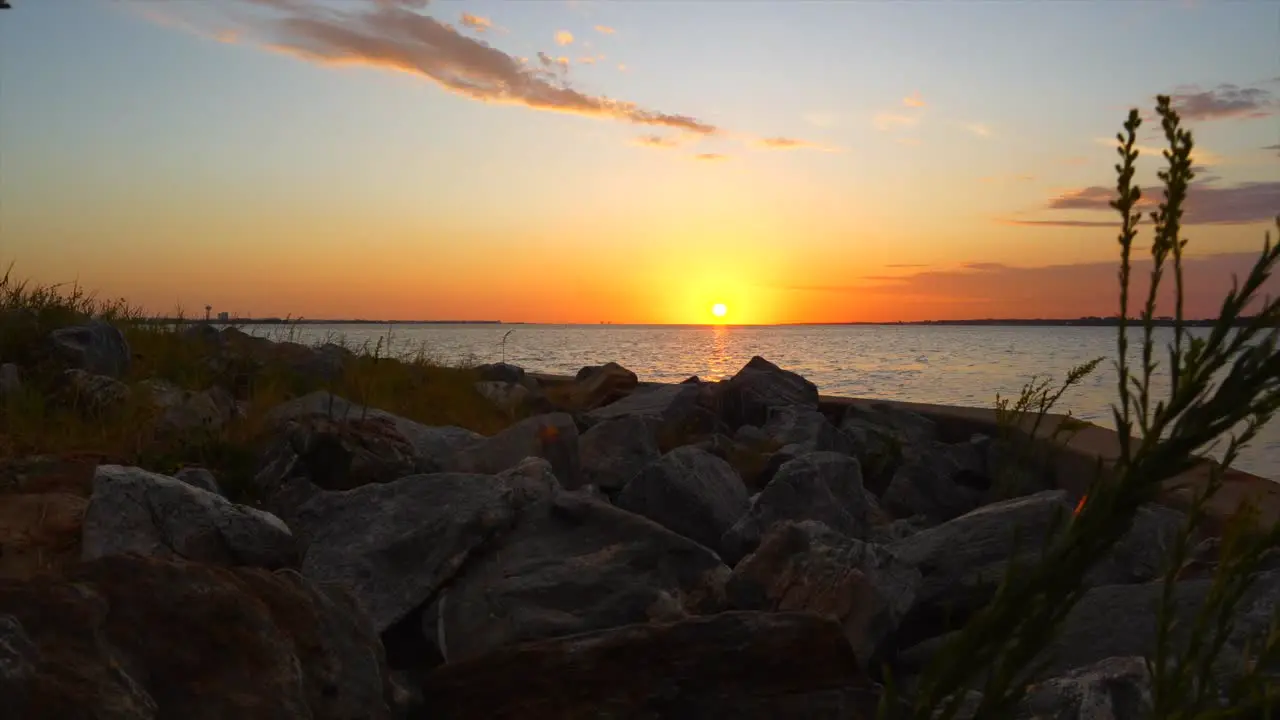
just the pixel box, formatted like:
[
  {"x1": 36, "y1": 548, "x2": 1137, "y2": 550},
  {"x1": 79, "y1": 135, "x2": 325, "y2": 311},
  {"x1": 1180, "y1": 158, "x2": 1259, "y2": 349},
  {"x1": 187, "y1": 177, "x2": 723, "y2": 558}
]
[{"x1": 711, "y1": 303, "x2": 727, "y2": 319}]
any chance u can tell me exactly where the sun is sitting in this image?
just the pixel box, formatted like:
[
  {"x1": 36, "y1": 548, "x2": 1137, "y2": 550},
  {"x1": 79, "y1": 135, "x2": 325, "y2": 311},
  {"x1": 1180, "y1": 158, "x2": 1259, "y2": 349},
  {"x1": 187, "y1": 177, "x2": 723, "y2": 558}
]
[{"x1": 711, "y1": 303, "x2": 727, "y2": 319}]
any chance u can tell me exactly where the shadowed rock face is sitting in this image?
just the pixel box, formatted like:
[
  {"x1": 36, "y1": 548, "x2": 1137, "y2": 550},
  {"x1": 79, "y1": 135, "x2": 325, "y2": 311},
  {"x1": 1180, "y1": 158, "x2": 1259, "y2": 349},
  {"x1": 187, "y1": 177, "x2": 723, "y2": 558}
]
[
  {"x1": 418, "y1": 611, "x2": 879, "y2": 720},
  {"x1": 426, "y1": 490, "x2": 731, "y2": 663},
  {"x1": 615, "y1": 445, "x2": 750, "y2": 555},
  {"x1": 716, "y1": 356, "x2": 820, "y2": 430},
  {"x1": 0, "y1": 555, "x2": 394, "y2": 719}
]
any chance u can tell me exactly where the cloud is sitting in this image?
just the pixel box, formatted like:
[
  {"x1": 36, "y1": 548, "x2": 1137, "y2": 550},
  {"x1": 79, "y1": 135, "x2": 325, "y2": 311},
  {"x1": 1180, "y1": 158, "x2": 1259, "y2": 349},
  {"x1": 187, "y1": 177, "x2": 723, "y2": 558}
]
[
  {"x1": 631, "y1": 134, "x2": 680, "y2": 149},
  {"x1": 555, "y1": 30, "x2": 574, "y2": 46},
  {"x1": 1171, "y1": 82, "x2": 1277, "y2": 121},
  {"x1": 894, "y1": 137, "x2": 922, "y2": 147},
  {"x1": 965, "y1": 123, "x2": 992, "y2": 137},
  {"x1": 779, "y1": 252, "x2": 1280, "y2": 319},
  {"x1": 753, "y1": 136, "x2": 831, "y2": 152},
  {"x1": 804, "y1": 111, "x2": 838, "y2": 128},
  {"x1": 577, "y1": 56, "x2": 597, "y2": 64},
  {"x1": 536, "y1": 51, "x2": 570, "y2": 74},
  {"x1": 1008, "y1": 181, "x2": 1280, "y2": 226},
  {"x1": 226, "y1": 1, "x2": 718, "y2": 134},
  {"x1": 874, "y1": 113, "x2": 919, "y2": 131},
  {"x1": 694, "y1": 153, "x2": 728, "y2": 161},
  {"x1": 1090, "y1": 137, "x2": 1224, "y2": 168},
  {"x1": 594, "y1": 25, "x2": 615, "y2": 34},
  {"x1": 903, "y1": 92, "x2": 925, "y2": 108},
  {"x1": 885, "y1": 263, "x2": 929, "y2": 268},
  {"x1": 458, "y1": 12, "x2": 491, "y2": 33},
  {"x1": 1266, "y1": 144, "x2": 1280, "y2": 156}
]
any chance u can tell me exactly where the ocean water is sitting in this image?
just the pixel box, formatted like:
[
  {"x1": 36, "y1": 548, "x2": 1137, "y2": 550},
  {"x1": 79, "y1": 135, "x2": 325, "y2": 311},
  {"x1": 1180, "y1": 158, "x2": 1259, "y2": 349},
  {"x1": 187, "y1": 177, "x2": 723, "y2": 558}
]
[{"x1": 246, "y1": 323, "x2": 1280, "y2": 480}]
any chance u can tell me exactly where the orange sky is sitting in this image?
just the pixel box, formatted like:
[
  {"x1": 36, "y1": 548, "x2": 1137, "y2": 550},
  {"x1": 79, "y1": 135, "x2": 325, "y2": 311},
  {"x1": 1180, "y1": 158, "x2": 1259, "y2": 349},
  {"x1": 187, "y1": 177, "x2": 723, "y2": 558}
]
[{"x1": 2, "y1": 1, "x2": 1277, "y2": 324}]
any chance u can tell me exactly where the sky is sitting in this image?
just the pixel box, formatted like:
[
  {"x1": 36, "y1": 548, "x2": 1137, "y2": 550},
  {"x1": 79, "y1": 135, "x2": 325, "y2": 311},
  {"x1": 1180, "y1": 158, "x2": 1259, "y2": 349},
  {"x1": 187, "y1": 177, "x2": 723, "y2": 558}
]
[{"x1": 0, "y1": 0, "x2": 1277, "y2": 325}]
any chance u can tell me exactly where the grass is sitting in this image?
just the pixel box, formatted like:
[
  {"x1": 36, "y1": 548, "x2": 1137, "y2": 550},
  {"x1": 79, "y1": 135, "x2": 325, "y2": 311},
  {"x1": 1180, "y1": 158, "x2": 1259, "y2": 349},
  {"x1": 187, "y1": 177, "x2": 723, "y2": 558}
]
[
  {"x1": 887, "y1": 97, "x2": 1280, "y2": 718},
  {"x1": 0, "y1": 271, "x2": 514, "y2": 502}
]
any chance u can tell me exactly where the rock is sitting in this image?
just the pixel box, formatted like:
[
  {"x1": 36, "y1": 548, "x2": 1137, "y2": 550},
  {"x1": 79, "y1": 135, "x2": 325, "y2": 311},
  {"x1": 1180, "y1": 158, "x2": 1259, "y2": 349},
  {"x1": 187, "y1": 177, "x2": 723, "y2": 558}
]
[
  {"x1": 1017, "y1": 656, "x2": 1152, "y2": 720},
  {"x1": 0, "y1": 492, "x2": 87, "y2": 580},
  {"x1": 841, "y1": 404, "x2": 937, "y2": 496},
  {"x1": 615, "y1": 446, "x2": 750, "y2": 555},
  {"x1": 0, "y1": 614, "x2": 37, "y2": 714},
  {"x1": 427, "y1": 490, "x2": 731, "y2": 662},
  {"x1": 141, "y1": 379, "x2": 238, "y2": 437},
  {"x1": 181, "y1": 321, "x2": 223, "y2": 346},
  {"x1": 721, "y1": 451, "x2": 871, "y2": 565},
  {"x1": 727, "y1": 520, "x2": 921, "y2": 666},
  {"x1": 762, "y1": 406, "x2": 855, "y2": 455},
  {"x1": 577, "y1": 414, "x2": 661, "y2": 492},
  {"x1": 733, "y1": 424, "x2": 773, "y2": 450},
  {"x1": 0, "y1": 554, "x2": 394, "y2": 718},
  {"x1": 266, "y1": 391, "x2": 484, "y2": 470},
  {"x1": 296, "y1": 458, "x2": 559, "y2": 634},
  {"x1": 681, "y1": 374, "x2": 702, "y2": 384},
  {"x1": 256, "y1": 413, "x2": 425, "y2": 497},
  {"x1": 476, "y1": 362, "x2": 526, "y2": 384},
  {"x1": 1039, "y1": 571, "x2": 1280, "y2": 687},
  {"x1": 48, "y1": 319, "x2": 131, "y2": 378},
  {"x1": 81, "y1": 465, "x2": 297, "y2": 570},
  {"x1": 0, "y1": 362, "x2": 20, "y2": 396},
  {"x1": 60, "y1": 369, "x2": 131, "y2": 413},
  {"x1": 871, "y1": 515, "x2": 934, "y2": 544},
  {"x1": 474, "y1": 380, "x2": 549, "y2": 417},
  {"x1": 174, "y1": 466, "x2": 221, "y2": 495},
  {"x1": 450, "y1": 412, "x2": 580, "y2": 487},
  {"x1": 419, "y1": 611, "x2": 879, "y2": 719},
  {"x1": 881, "y1": 439, "x2": 991, "y2": 521},
  {"x1": 588, "y1": 383, "x2": 700, "y2": 424},
  {"x1": 571, "y1": 361, "x2": 638, "y2": 410},
  {"x1": 716, "y1": 356, "x2": 820, "y2": 429},
  {"x1": 891, "y1": 494, "x2": 1210, "y2": 650}
]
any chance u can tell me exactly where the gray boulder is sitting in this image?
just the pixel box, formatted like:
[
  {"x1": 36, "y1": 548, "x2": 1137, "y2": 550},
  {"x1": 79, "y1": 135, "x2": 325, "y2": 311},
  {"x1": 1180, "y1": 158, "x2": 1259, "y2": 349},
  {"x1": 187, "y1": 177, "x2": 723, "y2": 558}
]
[
  {"x1": 721, "y1": 451, "x2": 871, "y2": 565},
  {"x1": 81, "y1": 465, "x2": 296, "y2": 570},
  {"x1": 716, "y1": 356, "x2": 819, "y2": 429},
  {"x1": 48, "y1": 319, "x2": 131, "y2": 378},
  {"x1": 1017, "y1": 656, "x2": 1152, "y2": 720},
  {"x1": 0, "y1": 363, "x2": 20, "y2": 396},
  {"x1": 419, "y1": 611, "x2": 878, "y2": 719},
  {"x1": 762, "y1": 406, "x2": 854, "y2": 455},
  {"x1": 449, "y1": 412, "x2": 580, "y2": 486},
  {"x1": 174, "y1": 466, "x2": 221, "y2": 495},
  {"x1": 296, "y1": 458, "x2": 559, "y2": 634},
  {"x1": 615, "y1": 445, "x2": 750, "y2": 554},
  {"x1": 476, "y1": 362, "x2": 526, "y2": 384},
  {"x1": 577, "y1": 414, "x2": 661, "y2": 492},
  {"x1": 882, "y1": 438, "x2": 991, "y2": 521},
  {"x1": 727, "y1": 520, "x2": 921, "y2": 666},
  {"x1": 426, "y1": 490, "x2": 731, "y2": 662}
]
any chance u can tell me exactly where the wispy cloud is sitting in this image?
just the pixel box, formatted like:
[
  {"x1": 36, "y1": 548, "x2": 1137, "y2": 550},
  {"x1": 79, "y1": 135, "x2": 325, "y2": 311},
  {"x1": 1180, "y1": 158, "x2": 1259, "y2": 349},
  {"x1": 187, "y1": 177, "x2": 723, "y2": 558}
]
[
  {"x1": 803, "y1": 111, "x2": 839, "y2": 128},
  {"x1": 752, "y1": 136, "x2": 837, "y2": 152},
  {"x1": 1170, "y1": 82, "x2": 1277, "y2": 122},
  {"x1": 201, "y1": 1, "x2": 719, "y2": 134},
  {"x1": 594, "y1": 25, "x2": 615, "y2": 35},
  {"x1": 1005, "y1": 181, "x2": 1280, "y2": 227},
  {"x1": 631, "y1": 134, "x2": 681, "y2": 149},
  {"x1": 1265, "y1": 144, "x2": 1280, "y2": 156},
  {"x1": 965, "y1": 123, "x2": 992, "y2": 137},
  {"x1": 903, "y1": 92, "x2": 925, "y2": 108},
  {"x1": 694, "y1": 153, "x2": 728, "y2": 161},
  {"x1": 874, "y1": 113, "x2": 920, "y2": 131},
  {"x1": 555, "y1": 30, "x2": 574, "y2": 46},
  {"x1": 459, "y1": 12, "x2": 491, "y2": 33},
  {"x1": 885, "y1": 263, "x2": 929, "y2": 268},
  {"x1": 1090, "y1": 137, "x2": 1224, "y2": 167}
]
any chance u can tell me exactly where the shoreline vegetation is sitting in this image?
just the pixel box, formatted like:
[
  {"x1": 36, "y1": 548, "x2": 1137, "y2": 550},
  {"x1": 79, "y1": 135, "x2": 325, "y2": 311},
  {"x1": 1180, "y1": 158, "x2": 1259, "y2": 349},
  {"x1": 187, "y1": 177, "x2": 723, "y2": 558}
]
[{"x1": 0, "y1": 99, "x2": 1277, "y2": 717}]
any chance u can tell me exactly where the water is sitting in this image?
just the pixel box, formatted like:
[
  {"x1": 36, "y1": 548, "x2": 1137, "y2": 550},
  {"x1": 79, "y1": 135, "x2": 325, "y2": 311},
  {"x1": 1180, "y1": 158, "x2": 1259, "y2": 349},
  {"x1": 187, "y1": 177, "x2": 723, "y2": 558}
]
[{"x1": 246, "y1": 323, "x2": 1280, "y2": 480}]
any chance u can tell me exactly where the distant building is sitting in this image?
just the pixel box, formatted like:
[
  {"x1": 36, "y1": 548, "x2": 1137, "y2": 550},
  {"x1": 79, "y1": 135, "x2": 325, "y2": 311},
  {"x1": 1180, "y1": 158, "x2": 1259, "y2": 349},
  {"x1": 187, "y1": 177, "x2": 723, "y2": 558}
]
[{"x1": 217, "y1": 311, "x2": 230, "y2": 323}]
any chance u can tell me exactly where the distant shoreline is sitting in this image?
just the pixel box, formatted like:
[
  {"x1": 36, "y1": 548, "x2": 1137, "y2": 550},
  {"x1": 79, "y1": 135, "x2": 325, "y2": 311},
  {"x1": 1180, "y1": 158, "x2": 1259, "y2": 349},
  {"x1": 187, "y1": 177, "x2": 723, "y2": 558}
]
[{"x1": 148, "y1": 316, "x2": 1273, "y2": 328}]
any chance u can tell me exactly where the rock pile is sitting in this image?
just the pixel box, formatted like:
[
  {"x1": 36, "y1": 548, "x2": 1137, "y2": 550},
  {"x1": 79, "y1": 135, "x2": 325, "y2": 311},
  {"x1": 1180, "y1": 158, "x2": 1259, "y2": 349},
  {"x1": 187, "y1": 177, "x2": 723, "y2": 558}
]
[{"x1": 1, "y1": 324, "x2": 1275, "y2": 718}]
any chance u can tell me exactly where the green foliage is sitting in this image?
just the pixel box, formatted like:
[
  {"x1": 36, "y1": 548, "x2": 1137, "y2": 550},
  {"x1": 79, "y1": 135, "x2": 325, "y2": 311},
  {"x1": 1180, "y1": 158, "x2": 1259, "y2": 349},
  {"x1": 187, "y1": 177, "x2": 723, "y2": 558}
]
[{"x1": 888, "y1": 96, "x2": 1280, "y2": 719}]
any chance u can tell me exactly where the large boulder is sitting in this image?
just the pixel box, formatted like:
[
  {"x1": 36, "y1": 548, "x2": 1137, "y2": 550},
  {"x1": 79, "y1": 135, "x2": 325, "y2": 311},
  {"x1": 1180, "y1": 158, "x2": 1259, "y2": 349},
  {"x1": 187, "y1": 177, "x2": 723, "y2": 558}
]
[
  {"x1": 449, "y1": 412, "x2": 580, "y2": 487},
  {"x1": 727, "y1": 520, "x2": 921, "y2": 666},
  {"x1": 576, "y1": 414, "x2": 661, "y2": 492},
  {"x1": 475, "y1": 362, "x2": 526, "y2": 384},
  {"x1": 419, "y1": 611, "x2": 879, "y2": 719},
  {"x1": 881, "y1": 438, "x2": 991, "y2": 522},
  {"x1": 426, "y1": 490, "x2": 731, "y2": 662},
  {"x1": 48, "y1": 319, "x2": 131, "y2": 378},
  {"x1": 571, "y1": 362, "x2": 638, "y2": 410},
  {"x1": 721, "y1": 451, "x2": 872, "y2": 565},
  {"x1": 265, "y1": 391, "x2": 483, "y2": 470},
  {"x1": 715, "y1": 356, "x2": 819, "y2": 429},
  {"x1": 296, "y1": 458, "x2": 559, "y2": 634},
  {"x1": 474, "y1": 380, "x2": 550, "y2": 417},
  {"x1": 1016, "y1": 656, "x2": 1152, "y2": 720},
  {"x1": 615, "y1": 445, "x2": 750, "y2": 555},
  {"x1": 254, "y1": 413, "x2": 425, "y2": 497},
  {"x1": 0, "y1": 554, "x2": 394, "y2": 718},
  {"x1": 841, "y1": 403, "x2": 938, "y2": 495},
  {"x1": 139, "y1": 379, "x2": 239, "y2": 437},
  {"x1": 81, "y1": 465, "x2": 297, "y2": 570},
  {"x1": 890, "y1": 493, "x2": 1197, "y2": 649},
  {"x1": 762, "y1": 406, "x2": 855, "y2": 455}
]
